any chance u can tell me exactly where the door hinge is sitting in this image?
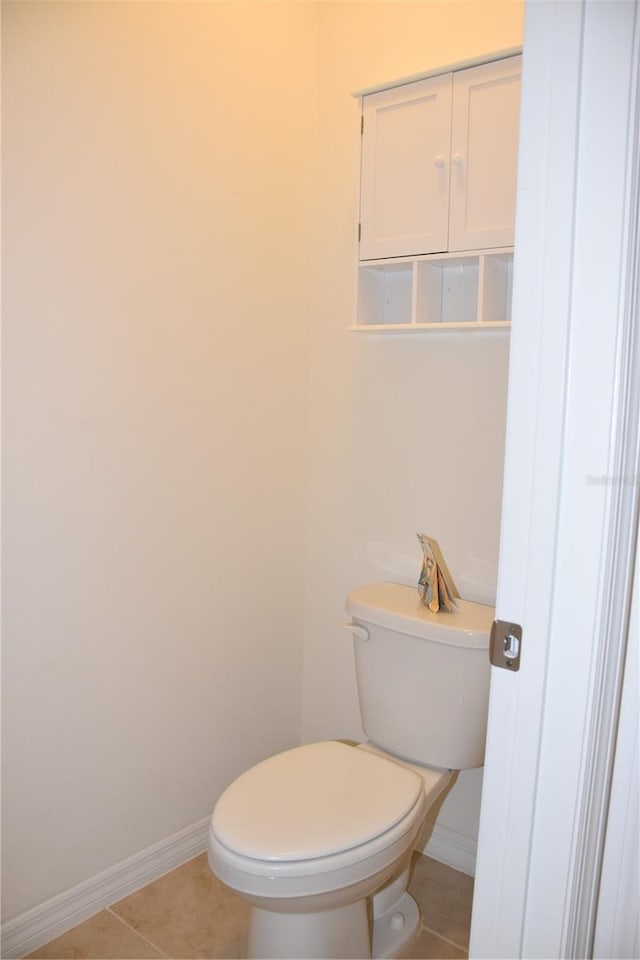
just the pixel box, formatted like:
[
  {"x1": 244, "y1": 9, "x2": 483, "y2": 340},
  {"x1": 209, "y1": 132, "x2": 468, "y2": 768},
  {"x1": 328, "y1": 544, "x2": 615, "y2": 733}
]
[
  {"x1": 358, "y1": 222, "x2": 361, "y2": 242},
  {"x1": 489, "y1": 619, "x2": 522, "y2": 671},
  {"x1": 361, "y1": 115, "x2": 364, "y2": 135}
]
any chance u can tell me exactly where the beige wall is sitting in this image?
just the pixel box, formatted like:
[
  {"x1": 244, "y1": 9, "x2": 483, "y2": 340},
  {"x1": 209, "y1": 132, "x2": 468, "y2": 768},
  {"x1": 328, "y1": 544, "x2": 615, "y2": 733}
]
[
  {"x1": 2, "y1": 0, "x2": 524, "y2": 924},
  {"x1": 2, "y1": 1, "x2": 318, "y2": 920},
  {"x1": 302, "y1": 0, "x2": 524, "y2": 841}
]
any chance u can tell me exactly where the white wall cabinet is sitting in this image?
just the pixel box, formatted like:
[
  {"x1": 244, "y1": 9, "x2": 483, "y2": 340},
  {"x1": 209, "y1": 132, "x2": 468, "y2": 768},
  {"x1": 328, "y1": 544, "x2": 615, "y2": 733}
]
[
  {"x1": 355, "y1": 54, "x2": 521, "y2": 332},
  {"x1": 359, "y1": 55, "x2": 521, "y2": 260}
]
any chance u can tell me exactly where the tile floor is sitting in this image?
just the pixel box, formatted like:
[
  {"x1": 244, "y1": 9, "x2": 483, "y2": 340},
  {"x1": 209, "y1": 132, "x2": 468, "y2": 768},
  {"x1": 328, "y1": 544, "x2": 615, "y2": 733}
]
[{"x1": 25, "y1": 852, "x2": 472, "y2": 960}]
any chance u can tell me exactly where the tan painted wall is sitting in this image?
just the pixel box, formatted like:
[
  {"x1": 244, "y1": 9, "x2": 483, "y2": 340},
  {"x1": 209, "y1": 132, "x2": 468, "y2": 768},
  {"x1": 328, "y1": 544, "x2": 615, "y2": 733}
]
[
  {"x1": 2, "y1": 0, "x2": 318, "y2": 918},
  {"x1": 2, "y1": 0, "x2": 524, "y2": 922}
]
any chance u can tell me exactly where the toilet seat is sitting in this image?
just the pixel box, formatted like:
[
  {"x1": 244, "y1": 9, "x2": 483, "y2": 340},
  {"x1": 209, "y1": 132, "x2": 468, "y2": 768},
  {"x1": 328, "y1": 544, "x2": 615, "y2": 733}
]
[
  {"x1": 208, "y1": 741, "x2": 428, "y2": 901},
  {"x1": 212, "y1": 741, "x2": 423, "y2": 862}
]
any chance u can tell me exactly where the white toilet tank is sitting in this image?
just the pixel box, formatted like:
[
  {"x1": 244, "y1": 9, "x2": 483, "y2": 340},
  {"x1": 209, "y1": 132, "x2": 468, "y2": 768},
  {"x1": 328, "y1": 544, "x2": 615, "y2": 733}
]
[{"x1": 346, "y1": 582, "x2": 494, "y2": 770}]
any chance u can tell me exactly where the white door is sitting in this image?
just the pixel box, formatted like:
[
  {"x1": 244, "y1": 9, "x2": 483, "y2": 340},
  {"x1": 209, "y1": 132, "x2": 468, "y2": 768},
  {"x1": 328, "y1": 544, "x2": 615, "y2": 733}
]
[
  {"x1": 470, "y1": 2, "x2": 640, "y2": 958},
  {"x1": 359, "y1": 74, "x2": 452, "y2": 259},
  {"x1": 449, "y1": 56, "x2": 521, "y2": 252}
]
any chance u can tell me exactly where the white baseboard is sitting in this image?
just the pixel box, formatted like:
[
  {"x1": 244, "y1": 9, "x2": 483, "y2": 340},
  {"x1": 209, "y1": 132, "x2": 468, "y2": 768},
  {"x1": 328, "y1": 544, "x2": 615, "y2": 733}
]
[
  {"x1": 422, "y1": 823, "x2": 477, "y2": 877},
  {"x1": 1, "y1": 817, "x2": 476, "y2": 957},
  {"x1": 0, "y1": 817, "x2": 210, "y2": 959}
]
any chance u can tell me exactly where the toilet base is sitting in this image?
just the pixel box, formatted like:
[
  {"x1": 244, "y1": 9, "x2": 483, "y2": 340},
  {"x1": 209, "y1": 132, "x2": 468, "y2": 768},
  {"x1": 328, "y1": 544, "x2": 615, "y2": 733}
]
[
  {"x1": 371, "y1": 892, "x2": 421, "y2": 959},
  {"x1": 246, "y1": 890, "x2": 421, "y2": 960},
  {"x1": 248, "y1": 899, "x2": 370, "y2": 959}
]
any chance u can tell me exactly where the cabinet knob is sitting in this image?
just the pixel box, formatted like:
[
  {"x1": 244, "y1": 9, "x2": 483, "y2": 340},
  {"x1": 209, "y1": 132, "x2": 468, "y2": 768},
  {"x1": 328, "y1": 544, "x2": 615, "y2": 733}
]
[
  {"x1": 433, "y1": 156, "x2": 446, "y2": 168},
  {"x1": 452, "y1": 153, "x2": 463, "y2": 166}
]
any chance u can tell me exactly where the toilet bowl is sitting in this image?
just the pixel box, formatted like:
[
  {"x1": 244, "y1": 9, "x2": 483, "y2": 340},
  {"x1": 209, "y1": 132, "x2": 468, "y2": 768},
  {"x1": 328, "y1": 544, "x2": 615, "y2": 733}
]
[
  {"x1": 208, "y1": 740, "x2": 451, "y2": 959},
  {"x1": 207, "y1": 582, "x2": 493, "y2": 959}
]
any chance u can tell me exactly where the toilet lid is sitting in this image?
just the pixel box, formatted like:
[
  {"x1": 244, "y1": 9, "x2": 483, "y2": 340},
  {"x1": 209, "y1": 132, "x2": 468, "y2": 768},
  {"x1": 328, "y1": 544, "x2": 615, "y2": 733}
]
[{"x1": 212, "y1": 741, "x2": 423, "y2": 862}]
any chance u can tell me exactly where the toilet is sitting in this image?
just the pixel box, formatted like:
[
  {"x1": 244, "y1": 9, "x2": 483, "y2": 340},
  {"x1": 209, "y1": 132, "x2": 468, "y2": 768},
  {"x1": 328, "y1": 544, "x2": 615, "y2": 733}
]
[{"x1": 208, "y1": 581, "x2": 493, "y2": 960}]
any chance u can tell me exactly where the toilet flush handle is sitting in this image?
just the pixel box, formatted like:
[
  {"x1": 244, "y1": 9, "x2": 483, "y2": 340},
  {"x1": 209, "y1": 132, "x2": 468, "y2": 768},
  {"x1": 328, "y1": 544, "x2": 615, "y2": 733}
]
[{"x1": 342, "y1": 622, "x2": 370, "y2": 642}]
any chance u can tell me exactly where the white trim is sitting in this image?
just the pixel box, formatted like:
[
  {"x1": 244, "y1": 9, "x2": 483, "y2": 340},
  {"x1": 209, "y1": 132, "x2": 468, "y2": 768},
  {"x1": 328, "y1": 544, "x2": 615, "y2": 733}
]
[
  {"x1": 0, "y1": 817, "x2": 210, "y2": 959},
  {"x1": 593, "y1": 548, "x2": 640, "y2": 958},
  {"x1": 422, "y1": 824, "x2": 477, "y2": 878},
  {"x1": 568, "y1": 7, "x2": 640, "y2": 950}
]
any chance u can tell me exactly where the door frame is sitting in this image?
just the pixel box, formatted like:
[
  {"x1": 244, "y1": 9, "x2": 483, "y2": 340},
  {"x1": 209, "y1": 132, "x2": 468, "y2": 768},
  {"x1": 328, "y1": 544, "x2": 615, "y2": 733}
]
[{"x1": 470, "y1": 2, "x2": 640, "y2": 957}]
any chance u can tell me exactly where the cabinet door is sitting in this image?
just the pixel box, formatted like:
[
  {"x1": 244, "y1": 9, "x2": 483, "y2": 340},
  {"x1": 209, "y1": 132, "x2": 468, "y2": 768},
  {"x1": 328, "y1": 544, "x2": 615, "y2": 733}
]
[
  {"x1": 359, "y1": 74, "x2": 453, "y2": 260},
  {"x1": 449, "y1": 56, "x2": 521, "y2": 252}
]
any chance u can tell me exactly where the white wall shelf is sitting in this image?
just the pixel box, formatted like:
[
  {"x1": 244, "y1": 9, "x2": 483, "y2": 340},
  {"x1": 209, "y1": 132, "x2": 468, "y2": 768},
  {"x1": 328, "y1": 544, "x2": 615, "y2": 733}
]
[{"x1": 353, "y1": 248, "x2": 513, "y2": 332}]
